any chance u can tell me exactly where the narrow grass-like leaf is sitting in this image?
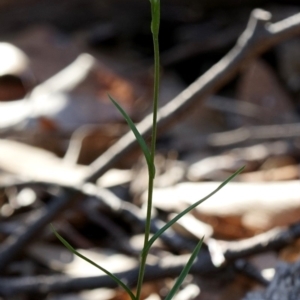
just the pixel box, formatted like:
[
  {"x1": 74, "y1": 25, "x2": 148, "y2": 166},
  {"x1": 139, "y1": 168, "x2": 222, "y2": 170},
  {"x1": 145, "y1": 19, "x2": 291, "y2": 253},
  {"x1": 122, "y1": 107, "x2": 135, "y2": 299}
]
[
  {"x1": 143, "y1": 166, "x2": 244, "y2": 254},
  {"x1": 51, "y1": 225, "x2": 136, "y2": 300},
  {"x1": 164, "y1": 237, "x2": 204, "y2": 300},
  {"x1": 108, "y1": 94, "x2": 155, "y2": 178}
]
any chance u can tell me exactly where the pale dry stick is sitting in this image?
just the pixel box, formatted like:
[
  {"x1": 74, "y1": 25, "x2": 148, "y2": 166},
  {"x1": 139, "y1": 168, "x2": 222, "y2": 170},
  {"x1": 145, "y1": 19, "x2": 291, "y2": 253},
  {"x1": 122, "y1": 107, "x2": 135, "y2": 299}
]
[
  {"x1": 63, "y1": 124, "x2": 103, "y2": 165},
  {"x1": 208, "y1": 122, "x2": 300, "y2": 146},
  {"x1": 85, "y1": 9, "x2": 300, "y2": 183}
]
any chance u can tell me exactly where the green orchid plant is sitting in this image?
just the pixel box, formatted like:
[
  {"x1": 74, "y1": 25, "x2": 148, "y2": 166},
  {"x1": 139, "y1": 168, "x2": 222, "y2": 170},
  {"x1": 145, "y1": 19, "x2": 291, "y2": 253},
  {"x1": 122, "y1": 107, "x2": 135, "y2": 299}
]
[{"x1": 52, "y1": 1, "x2": 243, "y2": 299}]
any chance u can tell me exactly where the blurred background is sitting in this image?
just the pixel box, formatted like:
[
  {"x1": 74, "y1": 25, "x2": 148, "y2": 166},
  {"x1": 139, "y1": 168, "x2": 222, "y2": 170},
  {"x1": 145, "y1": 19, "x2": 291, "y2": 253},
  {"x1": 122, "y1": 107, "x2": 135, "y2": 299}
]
[
  {"x1": 0, "y1": 0, "x2": 300, "y2": 159},
  {"x1": 1, "y1": 0, "x2": 300, "y2": 161},
  {"x1": 1, "y1": 1, "x2": 300, "y2": 300}
]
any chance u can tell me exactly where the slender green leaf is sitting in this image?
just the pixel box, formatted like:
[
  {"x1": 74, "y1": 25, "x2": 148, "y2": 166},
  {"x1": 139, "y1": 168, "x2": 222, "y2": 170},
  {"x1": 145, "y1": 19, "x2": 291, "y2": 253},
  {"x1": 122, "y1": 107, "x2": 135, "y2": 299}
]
[
  {"x1": 165, "y1": 237, "x2": 204, "y2": 300},
  {"x1": 50, "y1": 225, "x2": 136, "y2": 300},
  {"x1": 143, "y1": 166, "x2": 244, "y2": 254},
  {"x1": 108, "y1": 94, "x2": 155, "y2": 178}
]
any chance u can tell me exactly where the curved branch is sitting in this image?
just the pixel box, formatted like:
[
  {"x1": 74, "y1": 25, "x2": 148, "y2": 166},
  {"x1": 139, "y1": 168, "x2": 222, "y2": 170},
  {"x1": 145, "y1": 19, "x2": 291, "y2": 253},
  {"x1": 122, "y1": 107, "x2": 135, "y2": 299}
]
[{"x1": 85, "y1": 9, "x2": 300, "y2": 182}]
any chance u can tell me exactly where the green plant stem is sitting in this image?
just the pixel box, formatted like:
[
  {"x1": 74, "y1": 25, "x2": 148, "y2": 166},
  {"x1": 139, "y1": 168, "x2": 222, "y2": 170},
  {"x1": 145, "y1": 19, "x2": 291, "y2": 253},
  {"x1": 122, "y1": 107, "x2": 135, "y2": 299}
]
[
  {"x1": 135, "y1": 175, "x2": 154, "y2": 300},
  {"x1": 143, "y1": 166, "x2": 244, "y2": 254},
  {"x1": 150, "y1": 35, "x2": 160, "y2": 163},
  {"x1": 135, "y1": 2, "x2": 160, "y2": 299},
  {"x1": 52, "y1": 1, "x2": 244, "y2": 299}
]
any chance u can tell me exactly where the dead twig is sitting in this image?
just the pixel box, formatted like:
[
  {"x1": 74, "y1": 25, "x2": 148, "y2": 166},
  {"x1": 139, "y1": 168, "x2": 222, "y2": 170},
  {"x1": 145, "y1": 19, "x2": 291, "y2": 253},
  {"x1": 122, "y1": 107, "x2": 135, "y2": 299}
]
[
  {"x1": 2, "y1": 222, "x2": 300, "y2": 296},
  {"x1": 0, "y1": 189, "x2": 81, "y2": 271},
  {"x1": 208, "y1": 122, "x2": 300, "y2": 146},
  {"x1": 85, "y1": 9, "x2": 300, "y2": 182},
  {"x1": 0, "y1": 250, "x2": 214, "y2": 296},
  {"x1": 0, "y1": 180, "x2": 196, "y2": 271},
  {"x1": 223, "y1": 222, "x2": 300, "y2": 261}
]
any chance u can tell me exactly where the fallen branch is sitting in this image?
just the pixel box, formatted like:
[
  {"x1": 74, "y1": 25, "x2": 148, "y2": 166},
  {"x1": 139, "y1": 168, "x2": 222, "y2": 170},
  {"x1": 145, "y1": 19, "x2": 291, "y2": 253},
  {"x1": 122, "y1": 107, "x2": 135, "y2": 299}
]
[
  {"x1": 0, "y1": 180, "x2": 196, "y2": 271},
  {"x1": 1, "y1": 222, "x2": 300, "y2": 296},
  {"x1": 208, "y1": 122, "x2": 300, "y2": 146},
  {"x1": 223, "y1": 222, "x2": 300, "y2": 261},
  {"x1": 0, "y1": 251, "x2": 214, "y2": 296},
  {"x1": 0, "y1": 190, "x2": 81, "y2": 271},
  {"x1": 85, "y1": 9, "x2": 300, "y2": 182}
]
